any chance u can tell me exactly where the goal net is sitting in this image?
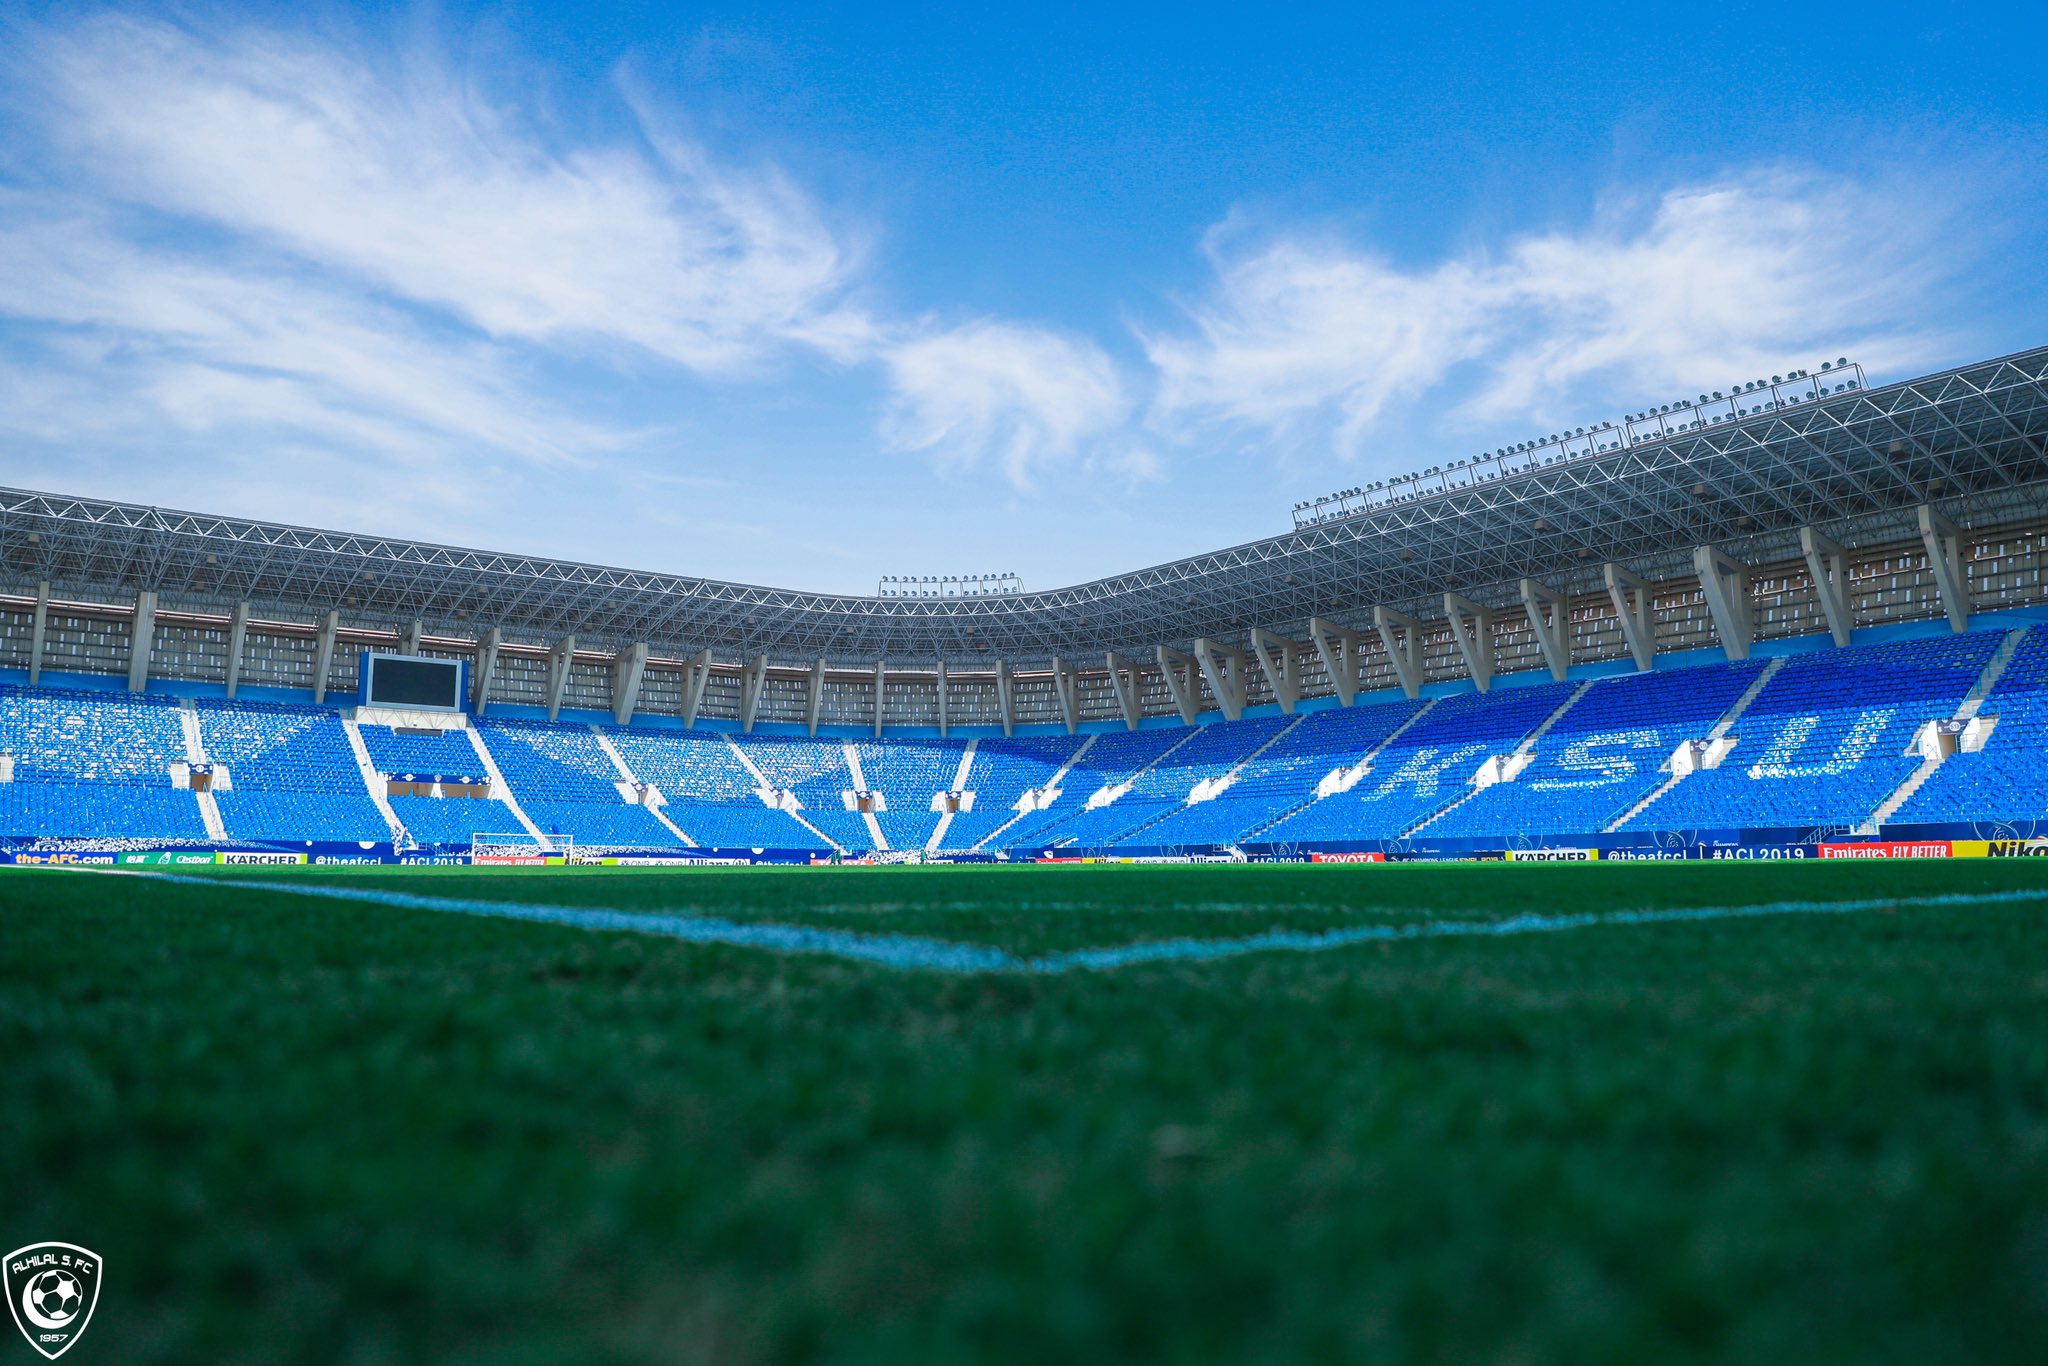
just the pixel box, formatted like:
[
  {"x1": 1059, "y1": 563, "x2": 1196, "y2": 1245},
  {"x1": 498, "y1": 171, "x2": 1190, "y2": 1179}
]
[{"x1": 469, "y1": 830, "x2": 572, "y2": 865}]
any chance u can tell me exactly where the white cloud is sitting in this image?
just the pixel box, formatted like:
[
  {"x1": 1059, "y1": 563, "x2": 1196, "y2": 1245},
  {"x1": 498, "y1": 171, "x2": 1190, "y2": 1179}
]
[
  {"x1": 28, "y1": 14, "x2": 867, "y2": 373},
  {"x1": 0, "y1": 13, "x2": 1137, "y2": 508},
  {"x1": 1146, "y1": 170, "x2": 1958, "y2": 455},
  {"x1": 880, "y1": 320, "x2": 1130, "y2": 488},
  {"x1": 0, "y1": 199, "x2": 612, "y2": 464}
]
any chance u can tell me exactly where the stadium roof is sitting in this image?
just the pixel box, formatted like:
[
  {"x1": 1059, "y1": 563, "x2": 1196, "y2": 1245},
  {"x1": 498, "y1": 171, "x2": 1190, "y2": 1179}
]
[{"x1": 5, "y1": 344, "x2": 2047, "y2": 666}]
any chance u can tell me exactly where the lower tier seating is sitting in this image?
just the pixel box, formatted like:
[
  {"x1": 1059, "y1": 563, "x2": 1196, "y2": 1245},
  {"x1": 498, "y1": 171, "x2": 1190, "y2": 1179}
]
[{"x1": 0, "y1": 625, "x2": 2031, "y2": 849}]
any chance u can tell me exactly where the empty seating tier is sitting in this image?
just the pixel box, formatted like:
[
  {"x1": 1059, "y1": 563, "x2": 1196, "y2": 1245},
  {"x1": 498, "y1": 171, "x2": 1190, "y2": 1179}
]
[{"x1": 0, "y1": 626, "x2": 2035, "y2": 851}]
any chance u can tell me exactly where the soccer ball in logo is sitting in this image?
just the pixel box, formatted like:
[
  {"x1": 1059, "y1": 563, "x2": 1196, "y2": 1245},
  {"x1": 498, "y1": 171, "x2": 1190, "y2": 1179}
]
[{"x1": 27, "y1": 1271, "x2": 80, "y2": 1325}]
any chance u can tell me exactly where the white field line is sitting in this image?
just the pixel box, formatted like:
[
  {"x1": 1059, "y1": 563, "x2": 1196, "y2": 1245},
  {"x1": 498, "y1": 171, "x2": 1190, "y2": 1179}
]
[{"x1": 74, "y1": 869, "x2": 2048, "y2": 976}]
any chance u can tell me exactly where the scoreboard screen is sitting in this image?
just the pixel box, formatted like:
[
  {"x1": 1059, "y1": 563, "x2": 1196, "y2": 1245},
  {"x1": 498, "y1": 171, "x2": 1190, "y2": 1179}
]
[{"x1": 360, "y1": 654, "x2": 465, "y2": 712}]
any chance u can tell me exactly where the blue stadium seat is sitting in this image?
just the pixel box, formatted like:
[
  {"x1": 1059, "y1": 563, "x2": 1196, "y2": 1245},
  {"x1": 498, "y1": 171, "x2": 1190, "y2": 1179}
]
[
  {"x1": 1624, "y1": 633, "x2": 2001, "y2": 831},
  {"x1": 0, "y1": 686, "x2": 206, "y2": 840},
  {"x1": 476, "y1": 718, "x2": 684, "y2": 850},
  {"x1": 1893, "y1": 626, "x2": 2048, "y2": 825},
  {"x1": 1421, "y1": 662, "x2": 1764, "y2": 839},
  {"x1": 1262, "y1": 683, "x2": 1576, "y2": 843},
  {"x1": 0, "y1": 627, "x2": 2023, "y2": 851},
  {"x1": 200, "y1": 698, "x2": 390, "y2": 842}
]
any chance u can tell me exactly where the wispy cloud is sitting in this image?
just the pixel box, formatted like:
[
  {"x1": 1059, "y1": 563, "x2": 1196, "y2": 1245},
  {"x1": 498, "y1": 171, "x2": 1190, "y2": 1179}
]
[
  {"x1": 0, "y1": 199, "x2": 609, "y2": 463},
  {"x1": 880, "y1": 320, "x2": 1130, "y2": 487},
  {"x1": 0, "y1": 12, "x2": 1133, "y2": 514},
  {"x1": 28, "y1": 14, "x2": 867, "y2": 372},
  {"x1": 1145, "y1": 170, "x2": 1961, "y2": 456}
]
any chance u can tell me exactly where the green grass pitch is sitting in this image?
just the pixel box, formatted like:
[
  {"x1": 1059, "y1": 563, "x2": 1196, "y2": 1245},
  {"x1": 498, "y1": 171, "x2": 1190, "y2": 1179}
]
[{"x1": 5, "y1": 860, "x2": 2048, "y2": 1364}]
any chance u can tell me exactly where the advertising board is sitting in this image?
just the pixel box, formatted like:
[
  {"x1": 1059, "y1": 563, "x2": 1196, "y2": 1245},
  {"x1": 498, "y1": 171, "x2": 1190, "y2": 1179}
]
[{"x1": 1817, "y1": 841, "x2": 1952, "y2": 859}]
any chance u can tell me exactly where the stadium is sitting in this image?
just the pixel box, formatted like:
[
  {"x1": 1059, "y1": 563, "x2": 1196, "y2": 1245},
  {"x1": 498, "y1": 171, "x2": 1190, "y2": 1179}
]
[
  {"x1": 8, "y1": 9, "x2": 2048, "y2": 1365},
  {"x1": 5, "y1": 348, "x2": 2048, "y2": 864}
]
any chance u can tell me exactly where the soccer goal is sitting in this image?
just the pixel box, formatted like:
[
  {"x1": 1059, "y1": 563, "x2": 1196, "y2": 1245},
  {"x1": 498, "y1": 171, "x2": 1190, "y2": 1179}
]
[{"x1": 469, "y1": 831, "x2": 572, "y2": 865}]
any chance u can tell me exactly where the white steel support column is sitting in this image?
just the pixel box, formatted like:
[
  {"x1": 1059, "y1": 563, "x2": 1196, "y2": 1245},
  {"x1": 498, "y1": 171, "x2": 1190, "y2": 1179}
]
[
  {"x1": 223, "y1": 601, "x2": 250, "y2": 698},
  {"x1": 1518, "y1": 579, "x2": 1571, "y2": 681},
  {"x1": 1693, "y1": 545, "x2": 1755, "y2": 661},
  {"x1": 126, "y1": 590, "x2": 157, "y2": 692},
  {"x1": 1799, "y1": 527, "x2": 1854, "y2": 647},
  {"x1": 1443, "y1": 593, "x2": 1495, "y2": 692},
  {"x1": 1194, "y1": 638, "x2": 1249, "y2": 721},
  {"x1": 1156, "y1": 645, "x2": 1200, "y2": 723},
  {"x1": 472, "y1": 626, "x2": 502, "y2": 714},
  {"x1": 27, "y1": 581, "x2": 49, "y2": 686},
  {"x1": 874, "y1": 659, "x2": 887, "y2": 738},
  {"x1": 1918, "y1": 504, "x2": 1972, "y2": 632},
  {"x1": 806, "y1": 659, "x2": 827, "y2": 736},
  {"x1": 680, "y1": 648, "x2": 713, "y2": 728},
  {"x1": 1249, "y1": 629, "x2": 1303, "y2": 714},
  {"x1": 312, "y1": 609, "x2": 340, "y2": 704},
  {"x1": 1309, "y1": 617, "x2": 1364, "y2": 707},
  {"x1": 1603, "y1": 564, "x2": 1658, "y2": 672},
  {"x1": 1050, "y1": 656, "x2": 1080, "y2": 734},
  {"x1": 613, "y1": 642, "x2": 649, "y2": 725},
  {"x1": 739, "y1": 655, "x2": 768, "y2": 733},
  {"x1": 936, "y1": 660, "x2": 950, "y2": 738},
  {"x1": 1105, "y1": 652, "x2": 1142, "y2": 729},
  {"x1": 995, "y1": 660, "x2": 1016, "y2": 737},
  {"x1": 1373, "y1": 606, "x2": 1424, "y2": 701},
  {"x1": 402, "y1": 619, "x2": 423, "y2": 655},
  {"x1": 545, "y1": 634, "x2": 576, "y2": 720}
]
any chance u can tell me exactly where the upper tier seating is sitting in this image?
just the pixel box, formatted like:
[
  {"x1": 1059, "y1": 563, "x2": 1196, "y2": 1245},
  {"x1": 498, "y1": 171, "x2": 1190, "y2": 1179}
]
[
  {"x1": 1, "y1": 686, "x2": 188, "y2": 783},
  {"x1": 1623, "y1": 632, "x2": 2002, "y2": 831},
  {"x1": 1421, "y1": 662, "x2": 1766, "y2": 839}
]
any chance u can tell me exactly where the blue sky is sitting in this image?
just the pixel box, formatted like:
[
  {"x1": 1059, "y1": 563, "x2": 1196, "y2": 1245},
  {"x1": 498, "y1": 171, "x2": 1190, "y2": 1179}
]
[{"x1": 1, "y1": 1, "x2": 2043, "y2": 593}]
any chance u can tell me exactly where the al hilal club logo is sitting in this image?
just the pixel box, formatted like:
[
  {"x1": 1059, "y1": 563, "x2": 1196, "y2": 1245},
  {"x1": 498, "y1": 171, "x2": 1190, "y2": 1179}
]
[{"x1": 5, "y1": 1245, "x2": 101, "y2": 1360}]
